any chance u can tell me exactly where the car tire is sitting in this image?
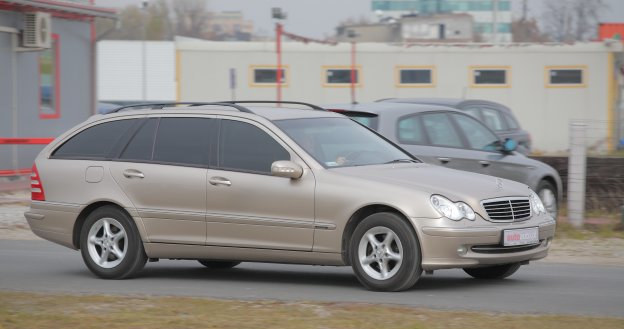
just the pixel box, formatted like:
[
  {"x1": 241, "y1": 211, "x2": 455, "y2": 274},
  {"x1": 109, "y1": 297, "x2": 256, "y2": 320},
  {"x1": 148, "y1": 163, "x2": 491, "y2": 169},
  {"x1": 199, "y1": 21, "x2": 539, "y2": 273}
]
[
  {"x1": 198, "y1": 260, "x2": 241, "y2": 269},
  {"x1": 80, "y1": 206, "x2": 147, "y2": 279},
  {"x1": 536, "y1": 180, "x2": 558, "y2": 219},
  {"x1": 349, "y1": 212, "x2": 422, "y2": 292},
  {"x1": 463, "y1": 263, "x2": 521, "y2": 279}
]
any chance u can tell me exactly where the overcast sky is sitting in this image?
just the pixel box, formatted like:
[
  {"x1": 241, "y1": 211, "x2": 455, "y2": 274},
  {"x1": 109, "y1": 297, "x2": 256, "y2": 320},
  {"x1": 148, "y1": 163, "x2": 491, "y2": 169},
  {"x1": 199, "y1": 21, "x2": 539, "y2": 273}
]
[{"x1": 97, "y1": 0, "x2": 624, "y2": 38}]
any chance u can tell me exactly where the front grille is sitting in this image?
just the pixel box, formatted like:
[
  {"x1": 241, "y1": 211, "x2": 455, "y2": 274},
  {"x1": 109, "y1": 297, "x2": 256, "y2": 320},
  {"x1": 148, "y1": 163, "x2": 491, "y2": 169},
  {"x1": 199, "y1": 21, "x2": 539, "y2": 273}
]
[
  {"x1": 481, "y1": 197, "x2": 531, "y2": 222},
  {"x1": 471, "y1": 242, "x2": 542, "y2": 254}
]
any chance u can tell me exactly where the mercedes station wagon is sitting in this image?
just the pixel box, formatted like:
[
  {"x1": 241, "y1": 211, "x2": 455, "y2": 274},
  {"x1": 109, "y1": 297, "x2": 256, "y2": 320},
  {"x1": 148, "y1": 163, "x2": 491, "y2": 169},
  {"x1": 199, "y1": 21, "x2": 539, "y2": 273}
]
[{"x1": 25, "y1": 101, "x2": 556, "y2": 291}]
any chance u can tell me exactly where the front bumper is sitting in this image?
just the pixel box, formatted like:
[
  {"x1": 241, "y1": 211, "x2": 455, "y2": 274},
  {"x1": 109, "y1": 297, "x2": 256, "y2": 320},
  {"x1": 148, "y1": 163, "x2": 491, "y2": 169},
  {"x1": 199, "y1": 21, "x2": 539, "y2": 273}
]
[{"x1": 413, "y1": 215, "x2": 556, "y2": 271}]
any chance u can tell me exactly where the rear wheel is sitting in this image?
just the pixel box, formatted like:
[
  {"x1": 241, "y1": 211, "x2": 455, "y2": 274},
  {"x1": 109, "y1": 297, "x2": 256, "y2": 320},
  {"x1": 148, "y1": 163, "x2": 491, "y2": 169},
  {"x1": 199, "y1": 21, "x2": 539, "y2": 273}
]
[
  {"x1": 198, "y1": 260, "x2": 241, "y2": 269},
  {"x1": 537, "y1": 180, "x2": 558, "y2": 219},
  {"x1": 463, "y1": 263, "x2": 521, "y2": 279},
  {"x1": 80, "y1": 206, "x2": 147, "y2": 279},
  {"x1": 349, "y1": 212, "x2": 422, "y2": 291}
]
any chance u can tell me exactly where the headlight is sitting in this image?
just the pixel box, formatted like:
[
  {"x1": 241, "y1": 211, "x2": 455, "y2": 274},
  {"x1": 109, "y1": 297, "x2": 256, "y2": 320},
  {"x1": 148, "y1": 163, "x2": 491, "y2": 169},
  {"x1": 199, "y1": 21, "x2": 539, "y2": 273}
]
[
  {"x1": 430, "y1": 195, "x2": 476, "y2": 221},
  {"x1": 529, "y1": 190, "x2": 546, "y2": 215}
]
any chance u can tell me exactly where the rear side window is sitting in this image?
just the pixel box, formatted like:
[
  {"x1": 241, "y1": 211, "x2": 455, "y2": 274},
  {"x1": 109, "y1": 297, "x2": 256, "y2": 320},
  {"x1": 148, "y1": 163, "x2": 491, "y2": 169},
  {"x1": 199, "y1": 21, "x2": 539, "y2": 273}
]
[
  {"x1": 481, "y1": 108, "x2": 508, "y2": 131},
  {"x1": 52, "y1": 119, "x2": 135, "y2": 159},
  {"x1": 120, "y1": 118, "x2": 158, "y2": 161},
  {"x1": 397, "y1": 116, "x2": 426, "y2": 145},
  {"x1": 152, "y1": 118, "x2": 213, "y2": 166},
  {"x1": 218, "y1": 120, "x2": 290, "y2": 174}
]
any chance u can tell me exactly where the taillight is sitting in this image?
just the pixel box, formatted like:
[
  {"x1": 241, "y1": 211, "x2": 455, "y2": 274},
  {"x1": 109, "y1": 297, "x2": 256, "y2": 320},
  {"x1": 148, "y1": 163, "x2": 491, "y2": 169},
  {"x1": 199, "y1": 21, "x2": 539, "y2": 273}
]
[{"x1": 31, "y1": 164, "x2": 45, "y2": 201}]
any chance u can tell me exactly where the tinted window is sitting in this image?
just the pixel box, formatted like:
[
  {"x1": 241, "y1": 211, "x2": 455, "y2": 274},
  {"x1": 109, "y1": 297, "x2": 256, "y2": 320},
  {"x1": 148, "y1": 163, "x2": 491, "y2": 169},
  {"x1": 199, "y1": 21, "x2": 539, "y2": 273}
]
[
  {"x1": 421, "y1": 113, "x2": 463, "y2": 148},
  {"x1": 549, "y1": 69, "x2": 583, "y2": 84},
  {"x1": 453, "y1": 114, "x2": 500, "y2": 151},
  {"x1": 473, "y1": 69, "x2": 507, "y2": 85},
  {"x1": 120, "y1": 118, "x2": 158, "y2": 161},
  {"x1": 399, "y1": 69, "x2": 432, "y2": 84},
  {"x1": 397, "y1": 116, "x2": 426, "y2": 145},
  {"x1": 481, "y1": 108, "x2": 508, "y2": 131},
  {"x1": 326, "y1": 69, "x2": 358, "y2": 84},
  {"x1": 342, "y1": 114, "x2": 379, "y2": 130},
  {"x1": 152, "y1": 118, "x2": 212, "y2": 166},
  {"x1": 219, "y1": 120, "x2": 290, "y2": 173},
  {"x1": 53, "y1": 119, "x2": 135, "y2": 159}
]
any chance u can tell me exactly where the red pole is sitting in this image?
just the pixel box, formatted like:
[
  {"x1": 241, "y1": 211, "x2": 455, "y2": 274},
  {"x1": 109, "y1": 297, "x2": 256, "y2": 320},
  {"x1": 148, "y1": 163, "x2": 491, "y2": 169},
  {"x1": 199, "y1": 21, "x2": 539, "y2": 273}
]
[
  {"x1": 276, "y1": 22, "x2": 283, "y2": 106},
  {"x1": 350, "y1": 41, "x2": 356, "y2": 104}
]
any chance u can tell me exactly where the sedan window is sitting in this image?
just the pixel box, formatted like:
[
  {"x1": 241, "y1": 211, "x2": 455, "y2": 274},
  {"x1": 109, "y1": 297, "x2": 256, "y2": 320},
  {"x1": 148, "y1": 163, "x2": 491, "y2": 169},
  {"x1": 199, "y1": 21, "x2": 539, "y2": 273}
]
[
  {"x1": 481, "y1": 108, "x2": 508, "y2": 131},
  {"x1": 397, "y1": 116, "x2": 426, "y2": 145},
  {"x1": 452, "y1": 114, "x2": 500, "y2": 151},
  {"x1": 421, "y1": 113, "x2": 463, "y2": 148}
]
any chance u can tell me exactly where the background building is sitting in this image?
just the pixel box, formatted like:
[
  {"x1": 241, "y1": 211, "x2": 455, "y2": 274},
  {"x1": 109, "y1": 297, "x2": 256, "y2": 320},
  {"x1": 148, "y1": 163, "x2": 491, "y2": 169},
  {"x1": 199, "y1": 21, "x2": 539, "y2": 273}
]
[
  {"x1": 371, "y1": 0, "x2": 512, "y2": 42},
  {"x1": 0, "y1": 0, "x2": 115, "y2": 175},
  {"x1": 175, "y1": 40, "x2": 623, "y2": 154}
]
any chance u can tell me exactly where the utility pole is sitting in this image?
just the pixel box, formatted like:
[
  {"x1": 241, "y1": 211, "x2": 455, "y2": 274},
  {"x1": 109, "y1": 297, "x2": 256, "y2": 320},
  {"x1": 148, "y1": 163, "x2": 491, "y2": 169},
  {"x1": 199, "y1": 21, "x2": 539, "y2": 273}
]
[
  {"x1": 141, "y1": 0, "x2": 148, "y2": 101},
  {"x1": 272, "y1": 8, "x2": 286, "y2": 105},
  {"x1": 492, "y1": 0, "x2": 499, "y2": 43},
  {"x1": 347, "y1": 30, "x2": 358, "y2": 104}
]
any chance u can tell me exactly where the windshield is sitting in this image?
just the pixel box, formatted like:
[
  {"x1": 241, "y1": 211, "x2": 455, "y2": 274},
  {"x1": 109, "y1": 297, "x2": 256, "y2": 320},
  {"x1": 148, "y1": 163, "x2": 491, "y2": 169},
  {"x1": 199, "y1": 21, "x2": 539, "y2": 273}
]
[{"x1": 275, "y1": 117, "x2": 416, "y2": 168}]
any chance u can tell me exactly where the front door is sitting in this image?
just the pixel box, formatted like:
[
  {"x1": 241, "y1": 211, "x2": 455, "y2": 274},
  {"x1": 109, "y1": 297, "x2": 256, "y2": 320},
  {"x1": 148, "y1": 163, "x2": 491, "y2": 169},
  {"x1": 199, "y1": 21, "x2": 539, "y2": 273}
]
[{"x1": 205, "y1": 118, "x2": 315, "y2": 251}]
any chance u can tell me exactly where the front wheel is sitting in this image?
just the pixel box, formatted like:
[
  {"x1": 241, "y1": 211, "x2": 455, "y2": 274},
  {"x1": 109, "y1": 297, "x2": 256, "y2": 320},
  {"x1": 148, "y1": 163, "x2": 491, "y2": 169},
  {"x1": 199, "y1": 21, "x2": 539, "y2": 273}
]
[
  {"x1": 463, "y1": 263, "x2": 521, "y2": 279},
  {"x1": 349, "y1": 212, "x2": 422, "y2": 291},
  {"x1": 80, "y1": 206, "x2": 147, "y2": 279},
  {"x1": 537, "y1": 181, "x2": 558, "y2": 219}
]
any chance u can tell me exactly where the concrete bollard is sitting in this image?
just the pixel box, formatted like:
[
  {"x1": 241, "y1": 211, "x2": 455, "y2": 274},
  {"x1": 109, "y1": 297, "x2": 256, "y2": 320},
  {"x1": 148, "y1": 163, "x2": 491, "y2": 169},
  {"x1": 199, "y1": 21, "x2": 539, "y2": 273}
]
[{"x1": 567, "y1": 122, "x2": 587, "y2": 228}]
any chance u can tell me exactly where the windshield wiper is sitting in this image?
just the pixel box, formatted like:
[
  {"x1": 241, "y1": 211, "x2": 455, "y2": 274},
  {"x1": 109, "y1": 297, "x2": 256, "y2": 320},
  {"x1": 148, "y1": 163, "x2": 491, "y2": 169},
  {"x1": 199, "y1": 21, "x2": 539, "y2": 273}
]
[{"x1": 384, "y1": 159, "x2": 419, "y2": 164}]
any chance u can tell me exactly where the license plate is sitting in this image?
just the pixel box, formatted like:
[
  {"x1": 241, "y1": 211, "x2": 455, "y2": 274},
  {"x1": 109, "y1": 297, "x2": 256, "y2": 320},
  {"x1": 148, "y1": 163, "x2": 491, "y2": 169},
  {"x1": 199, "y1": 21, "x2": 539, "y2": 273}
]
[{"x1": 503, "y1": 227, "x2": 539, "y2": 246}]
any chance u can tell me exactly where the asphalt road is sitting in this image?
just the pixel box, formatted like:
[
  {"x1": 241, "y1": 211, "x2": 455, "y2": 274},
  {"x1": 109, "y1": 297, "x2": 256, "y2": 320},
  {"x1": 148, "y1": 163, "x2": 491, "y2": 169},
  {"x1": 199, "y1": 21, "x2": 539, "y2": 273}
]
[{"x1": 1, "y1": 240, "x2": 622, "y2": 317}]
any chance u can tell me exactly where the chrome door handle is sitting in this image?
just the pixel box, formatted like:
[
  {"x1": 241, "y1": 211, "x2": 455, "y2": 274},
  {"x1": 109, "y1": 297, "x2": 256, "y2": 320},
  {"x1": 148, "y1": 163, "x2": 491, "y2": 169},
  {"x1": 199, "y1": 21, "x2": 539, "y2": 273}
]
[
  {"x1": 123, "y1": 170, "x2": 144, "y2": 179},
  {"x1": 437, "y1": 157, "x2": 451, "y2": 164},
  {"x1": 209, "y1": 177, "x2": 231, "y2": 186},
  {"x1": 479, "y1": 160, "x2": 491, "y2": 167}
]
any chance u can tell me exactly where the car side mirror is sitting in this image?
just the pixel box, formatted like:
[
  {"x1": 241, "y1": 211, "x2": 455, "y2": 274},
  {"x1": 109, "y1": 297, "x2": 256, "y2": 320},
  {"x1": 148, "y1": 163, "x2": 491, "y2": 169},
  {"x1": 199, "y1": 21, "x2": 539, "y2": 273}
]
[
  {"x1": 502, "y1": 138, "x2": 517, "y2": 153},
  {"x1": 271, "y1": 160, "x2": 303, "y2": 179}
]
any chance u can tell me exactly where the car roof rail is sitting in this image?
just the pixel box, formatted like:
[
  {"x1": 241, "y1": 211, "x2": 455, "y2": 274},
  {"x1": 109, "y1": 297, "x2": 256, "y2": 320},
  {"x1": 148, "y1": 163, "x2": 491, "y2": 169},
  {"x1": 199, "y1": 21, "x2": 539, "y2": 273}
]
[
  {"x1": 109, "y1": 102, "x2": 254, "y2": 114},
  {"x1": 218, "y1": 101, "x2": 327, "y2": 112}
]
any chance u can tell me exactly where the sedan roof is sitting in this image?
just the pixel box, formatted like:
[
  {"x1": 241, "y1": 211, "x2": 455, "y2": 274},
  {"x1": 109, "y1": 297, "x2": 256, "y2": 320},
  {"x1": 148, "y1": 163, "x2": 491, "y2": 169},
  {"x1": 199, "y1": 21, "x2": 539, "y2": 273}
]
[
  {"x1": 377, "y1": 98, "x2": 512, "y2": 112},
  {"x1": 325, "y1": 102, "x2": 462, "y2": 116}
]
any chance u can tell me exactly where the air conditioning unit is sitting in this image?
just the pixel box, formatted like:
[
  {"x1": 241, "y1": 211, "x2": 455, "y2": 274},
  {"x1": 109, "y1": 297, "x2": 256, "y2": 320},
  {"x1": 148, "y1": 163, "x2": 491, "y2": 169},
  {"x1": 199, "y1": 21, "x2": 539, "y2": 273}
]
[{"x1": 22, "y1": 12, "x2": 52, "y2": 49}]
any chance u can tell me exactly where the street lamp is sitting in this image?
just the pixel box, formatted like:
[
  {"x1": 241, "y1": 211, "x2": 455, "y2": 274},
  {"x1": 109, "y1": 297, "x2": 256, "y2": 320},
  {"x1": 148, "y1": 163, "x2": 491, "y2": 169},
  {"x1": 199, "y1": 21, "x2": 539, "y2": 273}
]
[{"x1": 272, "y1": 8, "x2": 287, "y2": 104}]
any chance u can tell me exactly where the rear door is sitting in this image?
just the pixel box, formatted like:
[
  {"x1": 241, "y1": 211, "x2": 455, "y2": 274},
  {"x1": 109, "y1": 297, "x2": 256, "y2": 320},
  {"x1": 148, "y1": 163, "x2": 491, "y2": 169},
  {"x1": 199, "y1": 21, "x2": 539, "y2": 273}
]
[
  {"x1": 109, "y1": 115, "x2": 214, "y2": 245},
  {"x1": 204, "y1": 117, "x2": 315, "y2": 251}
]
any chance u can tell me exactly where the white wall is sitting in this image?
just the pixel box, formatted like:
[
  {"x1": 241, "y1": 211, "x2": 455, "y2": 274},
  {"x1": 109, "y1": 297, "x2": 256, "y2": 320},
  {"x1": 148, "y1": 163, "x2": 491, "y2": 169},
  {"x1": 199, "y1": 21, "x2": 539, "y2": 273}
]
[
  {"x1": 177, "y1": 41, "x2": 621, "y2": 153},
  {"x1": 98, "y1": 41, "x2": 176, "y2": 102}
]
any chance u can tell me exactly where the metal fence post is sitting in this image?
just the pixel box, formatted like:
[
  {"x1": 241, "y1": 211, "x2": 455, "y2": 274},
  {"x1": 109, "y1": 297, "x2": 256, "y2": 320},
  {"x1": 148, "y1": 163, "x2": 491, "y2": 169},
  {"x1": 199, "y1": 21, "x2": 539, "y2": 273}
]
[{"x1": 567, "y1": 122, "x2": 587, "y2": 228}]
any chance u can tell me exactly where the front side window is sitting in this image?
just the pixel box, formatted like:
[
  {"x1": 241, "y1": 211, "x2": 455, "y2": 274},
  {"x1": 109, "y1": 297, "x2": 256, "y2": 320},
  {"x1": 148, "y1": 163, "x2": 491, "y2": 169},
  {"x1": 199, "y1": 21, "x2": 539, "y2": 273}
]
[
  {"x1": 504, "y1": 113, "x2": 520, "y2": 130},
  {"x1": 453, "y1": 113, "x2": 500, "y2": 151},
  {"x1": 52, "y1": 119, "x2": 136, "y2": 159},
  {"x1": 421, "y1": 113, "x2": 463, "y2": 148},
  {"x1": 276, "y1": 117, "x2": 412, "y2": 168},
  {"x1": 39, "y1": 34, "x2": 60, "y2": 119},
  {"x1": 471, "y1": 67, "x2": 509, "y2": 87},
  {"x1": 480, "y1": 108, "x2": 508, "y2": 131},
  {"x1": 397, "y1": 115, "x2": 426, "y2": 145},
  {"x1": 218, "y1": 120, "x2": 290, "y2": 174}
]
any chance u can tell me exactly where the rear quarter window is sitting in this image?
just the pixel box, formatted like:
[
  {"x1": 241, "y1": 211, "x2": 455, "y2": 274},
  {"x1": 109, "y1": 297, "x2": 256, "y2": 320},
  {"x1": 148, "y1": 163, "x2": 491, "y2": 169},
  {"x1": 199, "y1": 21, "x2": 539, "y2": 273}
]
[{"x1": 52, "y1": 119, "x2": 136, "y2": 159}]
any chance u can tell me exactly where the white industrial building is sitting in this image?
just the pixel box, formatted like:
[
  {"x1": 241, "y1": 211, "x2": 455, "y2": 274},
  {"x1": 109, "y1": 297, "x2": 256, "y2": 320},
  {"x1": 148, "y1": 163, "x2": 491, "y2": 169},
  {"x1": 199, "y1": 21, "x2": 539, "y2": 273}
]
[{"x1": 97, "y1": 39, "x2": 623, "y2": 154}]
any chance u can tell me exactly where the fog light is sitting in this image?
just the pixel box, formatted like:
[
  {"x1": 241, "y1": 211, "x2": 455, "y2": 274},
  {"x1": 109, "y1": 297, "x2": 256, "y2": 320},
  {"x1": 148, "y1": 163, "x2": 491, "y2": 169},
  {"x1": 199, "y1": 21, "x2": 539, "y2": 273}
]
[{"x1": 457, "y1": 245, "x2": 468, "y2": 255}]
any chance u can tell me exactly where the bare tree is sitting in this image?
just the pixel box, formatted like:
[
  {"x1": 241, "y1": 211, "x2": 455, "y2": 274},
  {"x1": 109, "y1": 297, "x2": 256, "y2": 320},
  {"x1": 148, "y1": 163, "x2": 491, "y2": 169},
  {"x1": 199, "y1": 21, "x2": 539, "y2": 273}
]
[
  {"x1": 542, "y1": 0, "x2": 607, "y2": 42},
  {"x1": 172, "y1": 0, "x2": 211, "y2": 39},
  {"x1": 512, "y1": 18, "x2": 550, "y2": 42}
]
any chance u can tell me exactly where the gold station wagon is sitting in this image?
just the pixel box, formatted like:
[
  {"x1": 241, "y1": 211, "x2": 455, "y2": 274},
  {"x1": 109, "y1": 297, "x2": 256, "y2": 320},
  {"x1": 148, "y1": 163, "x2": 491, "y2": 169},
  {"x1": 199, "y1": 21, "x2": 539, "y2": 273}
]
[{"x1": 25, "y1": 101, "x2": 556, "y2": 291}]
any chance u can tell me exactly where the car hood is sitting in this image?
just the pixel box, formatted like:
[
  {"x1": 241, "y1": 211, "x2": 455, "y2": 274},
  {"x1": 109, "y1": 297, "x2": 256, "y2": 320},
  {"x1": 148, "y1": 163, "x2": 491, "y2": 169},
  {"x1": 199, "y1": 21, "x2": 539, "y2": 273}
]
[{"x1": 331, "y1": 163, "x2": 531, "y2": 203}]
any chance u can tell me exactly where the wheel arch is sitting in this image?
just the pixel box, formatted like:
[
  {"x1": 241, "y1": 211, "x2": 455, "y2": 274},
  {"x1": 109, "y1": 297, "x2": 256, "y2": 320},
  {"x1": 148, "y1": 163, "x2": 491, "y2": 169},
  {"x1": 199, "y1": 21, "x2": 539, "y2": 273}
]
[
  {"x1": 72, "y1": 200, "x2": 138, "y2": 249},
  {"x1": 341, "y1": 203, "x2": 420, "y2": 265},
  {"x1": 538, "y1": 175, "x2": 560, "y2": 201}
]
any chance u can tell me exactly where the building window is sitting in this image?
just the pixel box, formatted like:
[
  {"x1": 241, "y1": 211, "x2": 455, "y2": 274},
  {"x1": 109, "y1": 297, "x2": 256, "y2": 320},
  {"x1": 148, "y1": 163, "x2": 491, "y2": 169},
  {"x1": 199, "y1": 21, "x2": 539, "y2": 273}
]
[
  {"x1": 470, "y1": 66, "x2": 510, "y2": 87},
  {"x1": 396, "y1": 66, "x2": 435, "y2": 87},
  {"x1": 39, "y1": 34, "x2": 60, "y2": 119},
  {"x1": 249, "y1": 65, "x2": 289, "y2": 87},
  {"x1": 546, "y1": 66, "x2": 586, "y2": 87},
  {"x1": 323, "y1": 66, "x2": 361, "y2": 87}
]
